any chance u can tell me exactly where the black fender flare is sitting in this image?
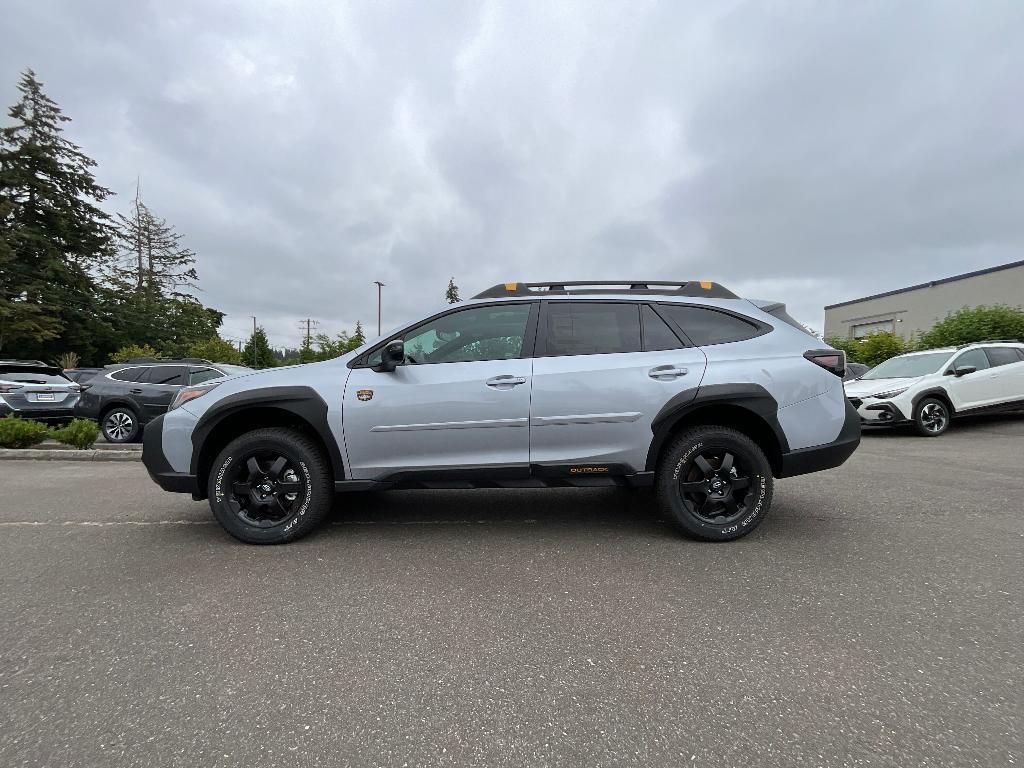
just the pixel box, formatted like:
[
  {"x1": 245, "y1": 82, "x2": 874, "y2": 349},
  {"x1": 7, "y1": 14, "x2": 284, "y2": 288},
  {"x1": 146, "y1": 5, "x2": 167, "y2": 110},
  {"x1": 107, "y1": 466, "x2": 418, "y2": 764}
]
[
  {"x1": 645, "y1": 383, "x2": 789, "y2": 472},
  {"x1": 910, "y1": 387, "x2": 955, "y2": 417},
  {"x1": 189, "y1": 386, "x2": 345, "y2": 482}
]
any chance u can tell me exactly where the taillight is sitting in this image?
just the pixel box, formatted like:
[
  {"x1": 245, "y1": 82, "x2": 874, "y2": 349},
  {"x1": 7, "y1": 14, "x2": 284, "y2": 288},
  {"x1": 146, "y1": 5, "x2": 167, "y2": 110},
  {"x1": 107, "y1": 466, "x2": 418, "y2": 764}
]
[
  {"x1": 0, "y1": 384, "x2": 24, "y2": 393},
  {"x1": 804, "y1": 349, "x2": 846, "y2": 377}
]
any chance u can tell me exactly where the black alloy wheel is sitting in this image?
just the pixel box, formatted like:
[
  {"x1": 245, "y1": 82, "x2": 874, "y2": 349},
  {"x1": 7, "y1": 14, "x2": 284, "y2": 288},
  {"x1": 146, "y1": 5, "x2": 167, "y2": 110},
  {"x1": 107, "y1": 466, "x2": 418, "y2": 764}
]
[
  {"x1": 657, "y1": 426, "x2": 773, "y2": 541},
  {"x1": 677, "y1": 448, "x2": 752, "y2": 525},
  {"x1": 208, "y1": 428, "x2": 332, "y2": 544},
  {"x1": 914, "y1": 397, "x2": 950, "y2": 437}
]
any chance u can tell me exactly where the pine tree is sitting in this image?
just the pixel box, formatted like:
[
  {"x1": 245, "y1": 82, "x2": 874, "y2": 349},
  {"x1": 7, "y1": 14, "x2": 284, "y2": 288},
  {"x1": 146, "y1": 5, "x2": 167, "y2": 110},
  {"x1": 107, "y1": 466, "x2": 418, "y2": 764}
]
[
  {"x1": 446, "y1": 277, "x2": 461, "y2": 304},
  {"x1": 0, "y1": 70, "x2": 116, "y2": 359},
  {"x1": 242, "y1": 326, "x2": 277, "y2": 369},
  {"x1": 113, "y1": 185, "x2": 198, "y2": 299},
  {"x1": 352, "y1": 320, "x2": 365, "y2": 345}
]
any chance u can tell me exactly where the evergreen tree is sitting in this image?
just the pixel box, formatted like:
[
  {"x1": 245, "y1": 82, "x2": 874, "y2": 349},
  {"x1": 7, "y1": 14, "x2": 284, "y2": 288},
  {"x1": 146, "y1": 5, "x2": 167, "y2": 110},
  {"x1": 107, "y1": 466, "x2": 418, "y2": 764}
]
[
  {"x1": 113, "y1": 185, "x2": 198, "y2": 299},
  {"x1": 352, "y1": 320, "x2": 366, "y2": 345},
  {"x1": 242, "y1": 326, "x2": 277, "y2": 369},
  {"x1": 298, "y1": 334, "x2": 317, "y2": 364},
  {"x1": 0, "y1": 69, "x2": 115, "y2": 360},
  {"x1": 446, "y1": 277, "x2": 461, "y2": 304}
]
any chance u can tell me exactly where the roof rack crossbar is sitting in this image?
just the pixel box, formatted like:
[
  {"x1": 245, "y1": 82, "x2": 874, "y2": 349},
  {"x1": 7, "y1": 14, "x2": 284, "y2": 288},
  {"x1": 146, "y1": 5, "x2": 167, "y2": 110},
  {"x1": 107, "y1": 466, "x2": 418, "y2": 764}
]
[
  {"x1": 955, "y1": 339, "x2": 1022, "y2": 348},
  {"x1": 472, "y1": 280, "x2": 738, "y2": 299}
]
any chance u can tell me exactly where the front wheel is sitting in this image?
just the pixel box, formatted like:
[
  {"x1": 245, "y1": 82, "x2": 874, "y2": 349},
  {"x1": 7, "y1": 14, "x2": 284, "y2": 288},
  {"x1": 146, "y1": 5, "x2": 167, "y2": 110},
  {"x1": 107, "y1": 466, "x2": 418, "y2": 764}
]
[
  {"x1": 208, "y1": 428, "x2": 333, "y2": 544},
  {"x1": 657, "y1": 426, "x2": 774, "y2": 541},
  {"x1": 913, "y1": 397, "x2": 950, "y2": 437}
]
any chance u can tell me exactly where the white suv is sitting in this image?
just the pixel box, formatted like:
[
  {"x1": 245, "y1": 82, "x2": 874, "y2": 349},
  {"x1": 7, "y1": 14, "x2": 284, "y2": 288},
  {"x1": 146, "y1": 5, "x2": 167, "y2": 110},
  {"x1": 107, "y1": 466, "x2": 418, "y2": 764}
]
[{"x1": 844, "y1": 341, "x2": 1024, "y2": 436}]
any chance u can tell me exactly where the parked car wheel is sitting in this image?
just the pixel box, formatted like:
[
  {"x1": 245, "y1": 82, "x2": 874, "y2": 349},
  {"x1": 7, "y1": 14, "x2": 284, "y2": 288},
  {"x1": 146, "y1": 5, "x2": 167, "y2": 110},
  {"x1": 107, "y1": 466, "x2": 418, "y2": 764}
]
[
  {"x1": 657, "y1": 426, "x2": 774, "y2": 541},
  {"x1": 101, "y1": 406, "x2": 140, "y2": 443},
  {"x1": 914, "y1": 397, "x2": 950, "y2": 437},
  {"x1": 208, "y1": 428, "x2": 332, "y2": 544}
]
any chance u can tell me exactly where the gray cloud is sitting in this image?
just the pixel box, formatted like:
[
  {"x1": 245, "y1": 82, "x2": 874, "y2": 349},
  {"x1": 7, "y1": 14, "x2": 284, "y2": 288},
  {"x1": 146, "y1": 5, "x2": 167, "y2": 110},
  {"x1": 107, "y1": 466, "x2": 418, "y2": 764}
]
[{"x1": 3, "y1": 0, "x2": 1022, "y2": 345}]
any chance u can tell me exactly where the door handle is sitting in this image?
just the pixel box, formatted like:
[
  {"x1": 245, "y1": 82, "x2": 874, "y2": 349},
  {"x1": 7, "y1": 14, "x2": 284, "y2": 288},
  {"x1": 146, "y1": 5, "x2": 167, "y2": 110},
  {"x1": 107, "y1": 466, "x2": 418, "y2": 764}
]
[
  {"x1": 485, "y1": 375, "x2": 527, "y2": 389},
  {"x1": 648, "y1": 365, "x2": 688, "y2": 380},
  {"x1": 129, "y1": 388, "x2": 143, "y2": 394}
]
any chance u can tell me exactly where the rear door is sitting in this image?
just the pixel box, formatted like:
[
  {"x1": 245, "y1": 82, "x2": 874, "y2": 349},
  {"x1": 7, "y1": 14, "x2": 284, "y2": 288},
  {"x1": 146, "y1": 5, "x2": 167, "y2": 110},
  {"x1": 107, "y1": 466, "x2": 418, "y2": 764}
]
[
  {"x1": 983, "y1": 346, "x2": 1024, "y2": 405},
  {"x1": 529, "y1": 301, "x2": 707, "y2": 472},
  {"x1": 135, "y1": 365, "x2": 188, "y2": 420}
]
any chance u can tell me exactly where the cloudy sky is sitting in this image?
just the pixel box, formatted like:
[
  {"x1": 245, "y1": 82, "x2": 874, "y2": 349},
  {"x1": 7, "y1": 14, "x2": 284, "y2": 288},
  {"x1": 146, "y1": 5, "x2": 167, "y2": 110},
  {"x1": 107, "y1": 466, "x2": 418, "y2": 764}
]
[{"x1": 3, "y1": 1, "x2": 1023, "y2": 347}]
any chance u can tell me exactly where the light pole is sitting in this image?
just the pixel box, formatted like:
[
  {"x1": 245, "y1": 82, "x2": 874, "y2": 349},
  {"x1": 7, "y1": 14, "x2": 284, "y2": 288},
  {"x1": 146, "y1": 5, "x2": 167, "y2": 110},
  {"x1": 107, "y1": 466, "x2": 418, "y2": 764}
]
[{"x1": 373, "y1": 281, "x2": 385, "y2": 336}]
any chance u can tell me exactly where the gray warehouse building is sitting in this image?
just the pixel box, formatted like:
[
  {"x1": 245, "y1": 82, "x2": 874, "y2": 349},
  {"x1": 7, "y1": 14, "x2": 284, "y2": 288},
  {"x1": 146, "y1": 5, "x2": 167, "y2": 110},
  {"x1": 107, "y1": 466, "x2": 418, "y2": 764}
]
[{"x1": 823, "y1": 259, "x2": 1024, "y2": 341}]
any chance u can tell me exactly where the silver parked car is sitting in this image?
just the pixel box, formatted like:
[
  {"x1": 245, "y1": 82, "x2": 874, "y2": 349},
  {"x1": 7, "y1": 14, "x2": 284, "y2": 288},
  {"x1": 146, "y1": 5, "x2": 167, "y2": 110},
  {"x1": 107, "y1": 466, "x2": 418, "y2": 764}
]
[
  {"x1": 0, "y1": 360, "x2": 81, "y2": 424},
  {"x1": 142, "y1": 280, "x2": 860, "y2": 544}
]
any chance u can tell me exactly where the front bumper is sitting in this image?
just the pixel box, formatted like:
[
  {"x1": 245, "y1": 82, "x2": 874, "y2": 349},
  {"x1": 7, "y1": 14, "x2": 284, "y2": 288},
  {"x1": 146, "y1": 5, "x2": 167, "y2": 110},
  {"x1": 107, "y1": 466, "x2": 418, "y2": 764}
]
[
  {"x1": 777, "y1": 398, "x2": 862, "y2": 478},
  {"x1": 141, "y1": 413, "x2": 200, "y2": 495},
  {"x1": 848, "y1": 396, "x2": 911, "y2": 426}
]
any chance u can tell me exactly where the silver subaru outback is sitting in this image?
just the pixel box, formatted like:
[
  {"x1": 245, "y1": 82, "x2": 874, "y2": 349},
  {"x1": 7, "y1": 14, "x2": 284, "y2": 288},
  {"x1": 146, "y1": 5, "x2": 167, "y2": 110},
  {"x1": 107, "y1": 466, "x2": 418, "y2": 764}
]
[{"x1": 142, "y1": 280, "x2": 860, "y2": 544}]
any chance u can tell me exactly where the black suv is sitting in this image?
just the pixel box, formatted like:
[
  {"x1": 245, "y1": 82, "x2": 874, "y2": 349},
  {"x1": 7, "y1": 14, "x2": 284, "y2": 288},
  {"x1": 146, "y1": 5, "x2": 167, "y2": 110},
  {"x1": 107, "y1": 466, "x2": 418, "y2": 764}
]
[{"x1": 75, "y1": 358, "x2": 250, "y2": 442}]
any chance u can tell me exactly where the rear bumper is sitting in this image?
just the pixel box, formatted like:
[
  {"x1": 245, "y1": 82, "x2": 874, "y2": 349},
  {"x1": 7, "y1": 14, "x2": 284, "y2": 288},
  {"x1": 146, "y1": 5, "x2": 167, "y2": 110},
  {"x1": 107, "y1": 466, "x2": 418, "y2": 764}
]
[
  {"x1": 0, "y1": 400, "x2": 77, "y2": 423},
  {"x1": 142, "y1": 414, "x2": 200, "y2": 495},
  {"x1": 777, "y1": 398, "x2": 861, "y2": 478}
]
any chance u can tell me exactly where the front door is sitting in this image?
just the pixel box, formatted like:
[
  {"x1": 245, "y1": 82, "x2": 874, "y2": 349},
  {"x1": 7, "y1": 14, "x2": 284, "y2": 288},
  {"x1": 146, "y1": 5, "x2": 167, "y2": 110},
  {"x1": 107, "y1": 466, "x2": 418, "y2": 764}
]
[
  {"x1": 342, "y1": 302, "x2": 536, "y2": 480},
  {"x1": 529, "y1": 302, "x2": 707, "y2": 472}
]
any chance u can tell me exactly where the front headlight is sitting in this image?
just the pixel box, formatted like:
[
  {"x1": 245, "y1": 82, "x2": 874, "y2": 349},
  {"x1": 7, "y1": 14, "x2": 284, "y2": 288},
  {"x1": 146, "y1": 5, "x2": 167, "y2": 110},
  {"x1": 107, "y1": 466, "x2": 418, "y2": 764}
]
[
  {"x1": 871, "y1": 387, "x2": 908, "y2": 399},
  {"x1": 169, "y1": 382, "x2": 220, "y2": 411}
]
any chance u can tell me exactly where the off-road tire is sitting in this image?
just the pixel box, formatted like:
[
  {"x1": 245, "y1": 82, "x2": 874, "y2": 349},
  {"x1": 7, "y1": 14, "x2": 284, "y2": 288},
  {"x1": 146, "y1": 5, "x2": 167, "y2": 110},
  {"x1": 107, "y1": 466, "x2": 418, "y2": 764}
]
[
  {"x1": 656, "y1": 426, "x2": 774, "y2": 541},
  {"x1": 208, "y1": 428, "x2": 333, "y2": 544},
  {"x1": 913, "y1": 397, "x2": 951, "y2": 437},
  {"x1": 101, "y1": 406, "x2": 140, "y2": 443}
]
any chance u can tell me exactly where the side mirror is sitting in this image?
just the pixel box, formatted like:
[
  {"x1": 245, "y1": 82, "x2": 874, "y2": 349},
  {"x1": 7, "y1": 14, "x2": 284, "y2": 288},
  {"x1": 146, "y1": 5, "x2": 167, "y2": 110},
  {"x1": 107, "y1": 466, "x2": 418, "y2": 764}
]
[
  {"x1": 374, "y1": 339, "x2": 405, "y2": 373},
  {"x1": 954, "y1": 365, "x2": 977, "y2": 377}
]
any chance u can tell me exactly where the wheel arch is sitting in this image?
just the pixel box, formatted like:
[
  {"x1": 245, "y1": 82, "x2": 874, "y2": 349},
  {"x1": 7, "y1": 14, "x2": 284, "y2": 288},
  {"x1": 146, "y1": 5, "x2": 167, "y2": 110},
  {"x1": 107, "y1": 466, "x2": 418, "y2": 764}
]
[
  {"x1": 645, "y1": 385, "x2": 789, "y2": 477},
  {"x1": 190, "y1": 387, "x2": 343, "y2": 500},
  {"x1": 911, "y1": 387, "x2": 955, "y2": 416},
  {"x1": 98, "y1": 398, "x2": 139, "y2": 419}
]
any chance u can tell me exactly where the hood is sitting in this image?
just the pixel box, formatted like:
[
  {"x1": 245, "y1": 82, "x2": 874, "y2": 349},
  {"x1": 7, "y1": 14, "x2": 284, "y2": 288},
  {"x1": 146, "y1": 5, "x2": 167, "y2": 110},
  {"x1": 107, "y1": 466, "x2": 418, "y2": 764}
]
[{"x1": 844, "y1": 376, "x2": 919, "y2": 397}]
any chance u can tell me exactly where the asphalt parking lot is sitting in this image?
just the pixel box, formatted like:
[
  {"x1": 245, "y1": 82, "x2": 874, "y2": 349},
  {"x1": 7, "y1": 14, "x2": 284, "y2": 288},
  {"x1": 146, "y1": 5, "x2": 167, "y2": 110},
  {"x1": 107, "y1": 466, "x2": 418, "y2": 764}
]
[{"x1": 1, "y1": 414, "x2": 1022, "y2": 768}]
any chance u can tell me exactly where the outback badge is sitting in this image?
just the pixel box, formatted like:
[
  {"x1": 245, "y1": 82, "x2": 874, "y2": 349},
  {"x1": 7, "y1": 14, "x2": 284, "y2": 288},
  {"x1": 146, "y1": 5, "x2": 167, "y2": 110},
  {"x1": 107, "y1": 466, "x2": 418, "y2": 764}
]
[{"x1": 357, "y1": 389, "x2": 374, "y2": 402}]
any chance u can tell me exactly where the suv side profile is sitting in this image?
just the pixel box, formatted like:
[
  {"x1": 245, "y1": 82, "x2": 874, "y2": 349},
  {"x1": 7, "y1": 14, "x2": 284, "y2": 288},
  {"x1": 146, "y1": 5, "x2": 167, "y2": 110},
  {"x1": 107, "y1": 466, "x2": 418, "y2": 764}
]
[
  {"x1": 844, "y1": 341, "x2": 1024, "y2": 436},
  {"x1": 142, "y1": 280, "x2": 861, "y2": 544},
  {"x1": 75, "y1": 358, "x2": 251, "y2": 442}
]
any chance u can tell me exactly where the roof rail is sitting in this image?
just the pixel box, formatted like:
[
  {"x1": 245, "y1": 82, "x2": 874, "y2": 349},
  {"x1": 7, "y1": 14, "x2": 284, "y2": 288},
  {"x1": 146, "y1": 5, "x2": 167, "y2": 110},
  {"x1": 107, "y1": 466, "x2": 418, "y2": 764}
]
[
  {"x1": 122, "y1": 357, "x2": 215, "y2": 364},
  {"x1": 471, "y1": 280, "x2": 738, "y2": 300},
  {"x1": 955, "y1": 339, "x2": 1022, "y2": 349}
]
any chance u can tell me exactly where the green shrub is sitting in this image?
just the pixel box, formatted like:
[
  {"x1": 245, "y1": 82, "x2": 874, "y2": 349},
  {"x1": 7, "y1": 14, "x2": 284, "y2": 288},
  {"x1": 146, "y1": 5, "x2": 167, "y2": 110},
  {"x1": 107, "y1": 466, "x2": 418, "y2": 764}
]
[
  {"x1": 0, "y1": 416, "x2": 51, "y2": 449},
  {"x1": 917, "y1": 304, "x2": 1024, "y2": 349},
  {"x1": 825, "y1": 331, "x2": 909, "y2": 368},
  {"x1": 49, "y1": 418, "x2": 100, "y2": 450},
  {"x1": 109, "y1": 343, "x2": 159, "y2": 364}
]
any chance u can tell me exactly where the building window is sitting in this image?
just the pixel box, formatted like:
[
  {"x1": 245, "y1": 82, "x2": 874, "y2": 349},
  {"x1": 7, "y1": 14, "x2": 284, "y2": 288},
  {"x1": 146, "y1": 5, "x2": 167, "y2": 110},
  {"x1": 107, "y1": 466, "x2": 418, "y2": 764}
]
[{"x1": 851, "y1": 319, "x2": 895, "y2": 338}]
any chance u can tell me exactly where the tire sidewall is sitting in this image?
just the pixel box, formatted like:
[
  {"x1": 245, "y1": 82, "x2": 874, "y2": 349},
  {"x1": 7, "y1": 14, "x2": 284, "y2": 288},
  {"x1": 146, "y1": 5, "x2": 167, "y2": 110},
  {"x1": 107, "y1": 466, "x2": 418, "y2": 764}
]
[
  {"x1": 914, "y1": 397, "x2": 950, "y2": 437},
  {"x1": 208, "y1": 432, "x2": 329, "y2": 544},
  {"x1": 660, "y1": 430, "x2": 773, "y2": 541},
  {"x1": 102, "y1": 406, "x2": 139, "y2": 443}
]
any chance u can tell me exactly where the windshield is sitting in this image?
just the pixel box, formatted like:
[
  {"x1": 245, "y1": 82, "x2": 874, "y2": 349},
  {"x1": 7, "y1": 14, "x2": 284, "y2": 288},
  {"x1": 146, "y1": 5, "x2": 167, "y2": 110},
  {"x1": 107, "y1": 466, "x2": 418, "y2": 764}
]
[{"x1": 861, "y1": 351, "x2": 950, "y2": 380}]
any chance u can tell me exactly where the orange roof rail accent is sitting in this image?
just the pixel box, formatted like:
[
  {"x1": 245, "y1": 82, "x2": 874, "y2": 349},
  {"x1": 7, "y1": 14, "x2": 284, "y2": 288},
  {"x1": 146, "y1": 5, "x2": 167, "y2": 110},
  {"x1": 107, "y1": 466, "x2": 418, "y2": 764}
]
[{"x1": 699, "y1": 281, "x2": 713, "y2": 290}]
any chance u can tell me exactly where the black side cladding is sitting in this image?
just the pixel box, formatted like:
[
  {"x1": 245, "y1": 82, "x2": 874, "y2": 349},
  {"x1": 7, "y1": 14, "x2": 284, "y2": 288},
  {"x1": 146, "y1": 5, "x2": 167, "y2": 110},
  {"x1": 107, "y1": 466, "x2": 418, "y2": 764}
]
[
  {"x1": 645, "y1": 384, "x2": 789, "y2": 472},
  {"x1": 189, "y1": 386, "x2": 345, "y2": 486}
]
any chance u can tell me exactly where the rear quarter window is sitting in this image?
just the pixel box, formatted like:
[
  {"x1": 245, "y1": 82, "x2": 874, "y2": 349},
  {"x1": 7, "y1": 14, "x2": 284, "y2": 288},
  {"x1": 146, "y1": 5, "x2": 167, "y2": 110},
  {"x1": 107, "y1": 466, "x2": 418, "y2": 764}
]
[{"x1": 658, "y1": 305, "x2": 764, "y2": 346}]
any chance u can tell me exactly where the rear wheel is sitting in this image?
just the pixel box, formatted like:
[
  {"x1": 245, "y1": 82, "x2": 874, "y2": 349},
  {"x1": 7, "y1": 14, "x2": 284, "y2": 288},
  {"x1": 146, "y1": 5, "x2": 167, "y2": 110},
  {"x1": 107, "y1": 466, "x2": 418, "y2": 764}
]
[
  {"x1": 913, "y1": 397, "x2": 950, "y2": 437},
  {"x1": 657, "y1": 426, "x2": 773, "y2": 541},
  {"x1": 101, "y1": 406, "x2": 140, "y2": 443},
  {"x1": 208, "y1": 428, "x2": 333, "y2": 544}
]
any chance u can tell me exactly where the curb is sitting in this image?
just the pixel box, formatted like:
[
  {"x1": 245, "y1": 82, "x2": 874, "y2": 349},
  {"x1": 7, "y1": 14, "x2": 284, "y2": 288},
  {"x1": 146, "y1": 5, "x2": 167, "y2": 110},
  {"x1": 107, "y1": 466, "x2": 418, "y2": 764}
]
[{"x1": 0, "y1": 448, "x2": 141, "y2": 462}]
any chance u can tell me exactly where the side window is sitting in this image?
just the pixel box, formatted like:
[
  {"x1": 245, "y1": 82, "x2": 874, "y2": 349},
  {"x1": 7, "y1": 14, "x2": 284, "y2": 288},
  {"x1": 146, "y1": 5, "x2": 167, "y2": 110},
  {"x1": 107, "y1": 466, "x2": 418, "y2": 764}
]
[
  {"x1": 542, "y1": 303, "x2": 641, "y2": 356},
  {"x1": 142, "y1": 366, "x2": 187, "y2": 386},
  {"x1": 658, "y1": 305, "x2": 761, "y2": 346},
  {"x1": 189, "y1": 368, "x2": 224, "y2": 385},
  {"x1": 1018, "y1": 349, "x2": 1024, "y2": 363},
  {"x1": 368, "y1": 304, "x2": 532, "y2": 366},
  {"x1": 110, "y1": 367, "x2": 145, "y2": 382},
  {"x1": 950, "y1": 348, "x2": 990, "y2": 372},
  {"x1": 984, "y1": 347, "x2": 1021, "y2": 368},
  {"x1": 641, "y1": 305, "x2": 684, "y2": 351}
]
